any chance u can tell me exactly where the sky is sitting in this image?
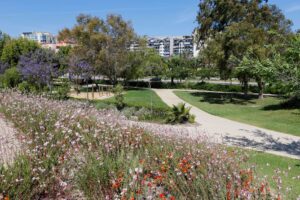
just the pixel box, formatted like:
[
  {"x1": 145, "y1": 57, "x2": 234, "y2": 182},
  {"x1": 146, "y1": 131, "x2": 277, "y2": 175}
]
[{"x1": 0, "y1": 0, "x2": 300, "y2": 37}]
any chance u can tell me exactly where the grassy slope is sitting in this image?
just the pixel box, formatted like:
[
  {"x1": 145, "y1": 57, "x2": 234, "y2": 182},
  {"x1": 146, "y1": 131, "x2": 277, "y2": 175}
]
[
  {"x1": 174, "y1": 91, "x2": 300, "y2": 136},
  {"x1": 246, "y1": 151, "x2": 300, "y2": 199}
]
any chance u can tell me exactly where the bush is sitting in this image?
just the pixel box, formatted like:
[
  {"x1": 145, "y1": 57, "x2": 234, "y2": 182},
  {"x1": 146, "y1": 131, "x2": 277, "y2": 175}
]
[
  {"x1": 0, "y1": 67, "x2": 21, "y2": 88},
  {"x1": 52, "y1": 81, "x2": 70, "y2": 100},
  {"x1": 113, "y1": 84, "x2": 125, "y2": 110},
  {"x1": 18, "y1": 81, "x2": 31, "y2": 94},
  {"x1": 166, "y1": 103, "x2": 195, "y2": 124}
]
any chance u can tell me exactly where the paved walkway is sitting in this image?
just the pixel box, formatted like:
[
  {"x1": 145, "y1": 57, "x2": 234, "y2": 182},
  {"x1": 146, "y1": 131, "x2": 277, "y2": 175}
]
[
  {"x1": 0, "y1": 114, "x2": 21, "y2": 166},
  {"x1": 153, "y1": 89, "x2": 300, "y2": 159}
]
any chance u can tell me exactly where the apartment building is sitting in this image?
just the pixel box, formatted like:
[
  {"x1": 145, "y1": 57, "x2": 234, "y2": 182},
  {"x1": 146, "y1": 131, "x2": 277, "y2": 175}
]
[
  {"x1": 147, "y1": 36, "x2": 197, "y2": 58},
  {"x1": 21, "y1": 32, "x2": 56, "y2": 44}
]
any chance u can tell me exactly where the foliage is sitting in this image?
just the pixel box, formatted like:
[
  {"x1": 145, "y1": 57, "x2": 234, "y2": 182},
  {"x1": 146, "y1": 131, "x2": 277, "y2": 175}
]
[
  {"x1": 0, "y1": 92, "x2": 286, "y2": 199},
  {"x1": 113, "y1": 84, "x2": 125, "y2": 110},
  {"x1": 166, "y1": 103, "x2": 195, "y2": 124},
  {"x1": 59, "y1": 14, "x2": 143, "y2": 84},
  {"x1": 0, "y1": 67, "x2": 21, "y2": 88},
  {"x1": 52, "y1": 80, "x2": 70, "y2": 100},
  {"x1": 196, "y1": 0, "x2": 292, "y2": 80},
  {"x1": 17, "y1": 81, "x2": 31, "y2": 94},
  {"x1": 236, "y1": 50, "x2": 275, "y2": 98},
  {"x1": 166, "y1": 56, "x2": 192, "y2": 84},
  {"x1": 0, "y1": 61, "x2": 9, "y2": 74},
  {"x1": 1, "y1": 38, "x2": 39, "y2": 67},
  {"x1": 0, "y1": 31, "x2": 10, "y2": 58},
  {"x1": 18, "y1": 48, "x2": 60, "y2": 90}
]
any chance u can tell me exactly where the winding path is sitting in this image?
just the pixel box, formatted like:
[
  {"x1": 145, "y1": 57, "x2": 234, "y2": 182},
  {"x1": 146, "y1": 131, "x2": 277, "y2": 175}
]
[
  {"x1": 153, "y1": 89, "x2": 300, "y2": 159},
  {"x1": 0, "y1": 114, "x2": 21, "y2": 166}
]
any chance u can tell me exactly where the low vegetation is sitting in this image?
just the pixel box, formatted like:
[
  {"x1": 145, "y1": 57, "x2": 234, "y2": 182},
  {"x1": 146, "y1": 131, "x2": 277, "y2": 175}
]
[
  {"x1": 0, "y1": 92, "x2": 292, "y2": 199},
  {"x1": 166, "y1": 103, "x2": 195, "y2": 124}
]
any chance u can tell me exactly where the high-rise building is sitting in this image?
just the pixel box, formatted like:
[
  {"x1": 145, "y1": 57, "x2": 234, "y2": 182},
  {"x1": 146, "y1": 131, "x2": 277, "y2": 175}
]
[{"x1": 21, "y1": 32, "x2": 56, "y2": 44}]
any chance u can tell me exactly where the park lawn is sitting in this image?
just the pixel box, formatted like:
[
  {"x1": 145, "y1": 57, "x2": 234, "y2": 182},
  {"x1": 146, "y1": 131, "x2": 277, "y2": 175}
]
[
  {"x1": 102, "y1": 89, "x2": 169, "y2": 110},
  {"x1": 93, "y1": 89, "x2": 170, "y2": 123},
  {"x1": 174, "y1": 91, "x2": 300, "y2": 136},
  {"x1": 246, "y1": 151, "x2": 300, "y2": 199}
]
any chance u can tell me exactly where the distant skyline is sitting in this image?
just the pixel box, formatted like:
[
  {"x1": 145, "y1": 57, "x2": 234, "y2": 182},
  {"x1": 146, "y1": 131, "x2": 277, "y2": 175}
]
[{"x1": 0, "y1": 0, "x2": 300, "y2": 37}]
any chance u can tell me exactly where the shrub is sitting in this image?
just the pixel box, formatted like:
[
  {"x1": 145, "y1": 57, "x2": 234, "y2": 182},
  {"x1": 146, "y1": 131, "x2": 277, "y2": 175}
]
[
  {"x1": 0, "y1": 67, "x2": 21, "y2": 88},
  {"x1": 113, "y1": 84, "x2": 125, "y2": 110},
  {"x1": 52, "y1": 80, "x2": 70, "y2": 100},
  {"x1": 166, "y1": 103, "x2": 195, "y2": 124},
  {"x1": 18, "y1": 81, "x2": 31, "y2": 94}
]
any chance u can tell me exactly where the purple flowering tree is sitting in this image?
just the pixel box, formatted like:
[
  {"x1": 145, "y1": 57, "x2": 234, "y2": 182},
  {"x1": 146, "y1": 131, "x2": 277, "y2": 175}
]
[
  {"x1": 18, "y1": 49, "x2": 60, "y2": 90},
  {"x1": 68, "y1": 54, "x2": 93, "y2": 96}
]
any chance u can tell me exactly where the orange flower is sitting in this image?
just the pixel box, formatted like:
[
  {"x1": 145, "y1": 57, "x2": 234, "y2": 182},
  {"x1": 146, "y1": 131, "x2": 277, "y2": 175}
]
[
  {"x1": 139, "y1": 159, "x2": 145, "y2": 164},
  {"x1": 226, "y1": 181, "x2": 232, "y2": 200},
  {"x1": 277, "y1": 194, "x2": 281, "y2": 200},
  {"x1": 170, "y1": 196, "x2": 176, "y2": 200},
  {"x1": 4, "y1": 196, "x2": 9, "y2": 200}
]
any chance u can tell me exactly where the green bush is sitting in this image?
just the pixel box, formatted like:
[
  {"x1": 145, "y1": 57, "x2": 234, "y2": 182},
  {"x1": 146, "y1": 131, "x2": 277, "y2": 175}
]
[
  {"x1": 54, "y1": 81, "x2": 70, "y2": 100},
  {"x1": 0, "y1": 67, "x2": 21, "y2": 88},
  {"x1": 18, "y1": 81, "x2": 31, "y2": 94},
  {"x1": 113, "y1": 84, "x2": 125, "y2": 110},
  {"x1": 166, "y1": 103, "x2": 195, "y2": 124}
]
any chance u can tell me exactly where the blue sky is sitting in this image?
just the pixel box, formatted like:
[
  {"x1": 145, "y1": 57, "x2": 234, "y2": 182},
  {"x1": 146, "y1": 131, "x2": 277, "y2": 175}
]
[{"x1": 0, "y1": 0, "x2": 299, "y2": 37}]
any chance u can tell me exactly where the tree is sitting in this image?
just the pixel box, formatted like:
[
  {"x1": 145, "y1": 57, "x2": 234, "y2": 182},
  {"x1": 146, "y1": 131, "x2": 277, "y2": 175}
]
[
  {"x1": 0, "y1": 31, "x2": 10, "y2": 57},
  {"x1": 18, "y1": 49, "x2": 60, "y2": 90},
  {"x1": 1, "y1": 38, "x2": 40, "y2": 67},
  {"x1": 195, "y1": 0, "x2": 292, "y2": 80},
  {"x1": 166, "y1": 56, "x2": 192, "y2": 84},
  {"x1": 236, "y1": 50, "x2": 275, "y2": 99},
  {"x1": 97, "y1": 14, "x2": 137, "y2": 83},
  {"x1": 59, "y1": 14, "x2": 139, "y2": 84}
]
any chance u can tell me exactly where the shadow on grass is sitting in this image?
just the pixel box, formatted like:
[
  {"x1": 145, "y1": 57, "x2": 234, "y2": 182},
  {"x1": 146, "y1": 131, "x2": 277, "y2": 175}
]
[
  {"x1": 190, "y1": 92, "x2": 257, "y2": 105},
  {"x1": 262, "y1": 96, "x2": 300, "y2": 111}
]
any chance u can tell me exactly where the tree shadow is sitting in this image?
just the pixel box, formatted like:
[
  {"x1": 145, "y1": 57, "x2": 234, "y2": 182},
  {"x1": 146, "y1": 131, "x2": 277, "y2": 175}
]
[
  {"x1": 223, "y1": 129, "x2": 300, "y2": 158},
  {"x1": 262, "y1": 96, "x2": 300, "y2": 111},
  {"x1": 190, "y1": 92, "x2": 257, "y2": 105}
]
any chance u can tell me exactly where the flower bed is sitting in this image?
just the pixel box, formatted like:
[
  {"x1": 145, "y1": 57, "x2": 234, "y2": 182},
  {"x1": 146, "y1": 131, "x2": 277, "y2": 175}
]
[{"x1": 0, "y1": 92, "x2": 278, "y2": 199}]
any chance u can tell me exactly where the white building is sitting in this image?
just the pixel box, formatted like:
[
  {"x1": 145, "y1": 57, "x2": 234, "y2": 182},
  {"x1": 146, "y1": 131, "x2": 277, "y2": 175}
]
[
  {"x1": 21, "y1": 32, "x2": 56, "y2": 44},
  {"x1": 147, "y1": 36, "x2": 198, "y2": 58}
]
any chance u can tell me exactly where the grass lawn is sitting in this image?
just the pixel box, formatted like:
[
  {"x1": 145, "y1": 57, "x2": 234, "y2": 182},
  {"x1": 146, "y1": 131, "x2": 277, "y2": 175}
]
[
  {"x1": 174, "y1": 91, "x2": 300, "y2": 136},
  {"x1": 246, "y1": 151, "x2": 300, "y2": 199},
  {"x1": 92, "y1": 89, "x2": 170, "y2": 123},
  {"x1": 99, "y1": 89, "x2": 169, "y2": 110}
]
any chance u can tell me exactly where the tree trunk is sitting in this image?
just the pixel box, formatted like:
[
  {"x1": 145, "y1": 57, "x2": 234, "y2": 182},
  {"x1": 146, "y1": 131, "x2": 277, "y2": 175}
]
[
  {"x1": 257, "y1": 79, "x2": 264, "y2": 99},
  {"x1": 171, "y1": 77, "x2": 174, "y2": 85},
  {"x1": 243, "y1": 80, "x2": 249, "y2": 97}
]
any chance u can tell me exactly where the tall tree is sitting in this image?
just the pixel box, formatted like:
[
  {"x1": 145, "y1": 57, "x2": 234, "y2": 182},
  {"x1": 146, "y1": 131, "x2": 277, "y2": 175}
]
[
  {"x1": 59, "y1": 14, "x2": 139, "y2": 84},
  {"x1": 195, "y1": 0, "x2": 292, "y2": 84}
]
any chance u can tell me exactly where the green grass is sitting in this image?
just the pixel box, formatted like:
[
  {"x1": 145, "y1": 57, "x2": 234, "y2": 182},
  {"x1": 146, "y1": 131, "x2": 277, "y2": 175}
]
[
  {"x1": 175, "y1": 91, "x2": 300, "y2": 136},
  {"x1": 246, "y1": 151, "x2": 300, "y2": 199},
  {"x1": 92, "y1": 89, "x2": 170, "y2": 123},
  {"x1": 102, "y1": 89, "x2": 169, "y2": 110}
]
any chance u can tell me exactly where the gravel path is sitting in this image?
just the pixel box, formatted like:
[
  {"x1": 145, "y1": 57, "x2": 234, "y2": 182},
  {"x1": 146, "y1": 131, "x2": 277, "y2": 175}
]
[
  {"x1": 0, "y1": 114, "x2": 21, "y2": 166},
  {"x1": 153, "y1": 89, "x2": 300, "y2": 159}
]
